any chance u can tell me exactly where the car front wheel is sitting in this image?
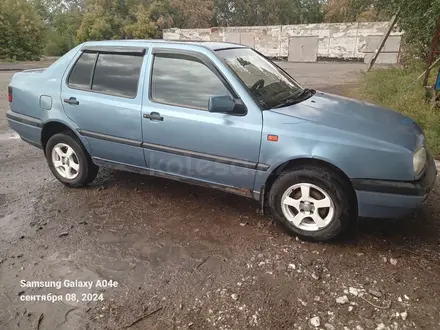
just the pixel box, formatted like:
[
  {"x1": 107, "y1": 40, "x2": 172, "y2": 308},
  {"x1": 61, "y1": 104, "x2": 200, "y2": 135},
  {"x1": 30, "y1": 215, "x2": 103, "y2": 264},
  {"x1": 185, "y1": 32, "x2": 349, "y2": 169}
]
[
  {"x1": 268, "y1": 166, "x2": 356, "y2": 241},
  {"x1": 45, "y1": 131, "x2": 98, "y2": 188}
]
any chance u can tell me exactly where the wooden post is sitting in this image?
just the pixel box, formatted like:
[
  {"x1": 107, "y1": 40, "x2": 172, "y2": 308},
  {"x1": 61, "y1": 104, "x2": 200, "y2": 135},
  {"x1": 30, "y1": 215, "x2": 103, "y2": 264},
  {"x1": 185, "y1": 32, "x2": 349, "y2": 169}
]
[
  {"x1": 423, "y1": 16, "x2": 440, "y2": 87},
  {"x1": 367, "y1": 13, "x2": 399, "y2": 72}
]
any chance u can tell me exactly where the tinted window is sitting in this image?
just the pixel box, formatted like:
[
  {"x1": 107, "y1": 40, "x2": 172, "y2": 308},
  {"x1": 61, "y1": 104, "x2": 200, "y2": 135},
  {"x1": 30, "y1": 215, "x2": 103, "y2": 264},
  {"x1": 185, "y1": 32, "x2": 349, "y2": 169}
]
[
  {"x1": 151, "y1": 55, "x2": 230, "y2": 110},
  {"x1": 92, "y1": 54, "x2": 143, "y2": 98},
  {"x1": 68, "y1": 52, "x2": 97, "y2": 89}
]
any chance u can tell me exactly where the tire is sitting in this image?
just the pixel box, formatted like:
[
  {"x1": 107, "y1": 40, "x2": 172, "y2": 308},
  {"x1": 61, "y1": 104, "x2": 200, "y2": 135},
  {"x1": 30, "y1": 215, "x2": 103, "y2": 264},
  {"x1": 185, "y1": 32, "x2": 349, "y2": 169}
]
[
  {"x1": 45, "y1": 131, "x2": 98, "y2": 188},
  {"x1": 268, "y1": 166, "x2": 356, "y2": 241}
]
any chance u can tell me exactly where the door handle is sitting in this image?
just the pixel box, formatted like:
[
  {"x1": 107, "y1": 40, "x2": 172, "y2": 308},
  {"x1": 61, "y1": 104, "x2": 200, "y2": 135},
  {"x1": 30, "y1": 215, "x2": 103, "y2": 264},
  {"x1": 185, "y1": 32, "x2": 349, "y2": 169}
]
[
  {"x1": 143, "y1": 112, "x2": 163, "y2": 121},
  {"x1": 64, "y1": 97, "x2": 79, "y2": 105}
]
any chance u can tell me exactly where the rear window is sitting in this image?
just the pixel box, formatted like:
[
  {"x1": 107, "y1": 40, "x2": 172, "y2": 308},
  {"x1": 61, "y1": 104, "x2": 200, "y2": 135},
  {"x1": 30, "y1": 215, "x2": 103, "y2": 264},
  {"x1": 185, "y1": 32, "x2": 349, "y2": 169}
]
[
  {"x1": 68, "y1": 52, "x2": 97, "y2": 90},
  {"x1": 92, "y1": 53, "x2": 143, "y2": 98},
  {"x1": 67, "y1": 51, "x2": 144, "y2": 98}
]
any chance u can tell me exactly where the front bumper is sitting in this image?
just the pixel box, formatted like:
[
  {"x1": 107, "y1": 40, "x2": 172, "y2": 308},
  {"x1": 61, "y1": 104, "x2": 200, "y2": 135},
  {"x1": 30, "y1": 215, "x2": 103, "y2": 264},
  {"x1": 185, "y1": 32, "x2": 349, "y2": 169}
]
[{"x1": 352, "y1": 154, "x2": 437, "y2": 218}]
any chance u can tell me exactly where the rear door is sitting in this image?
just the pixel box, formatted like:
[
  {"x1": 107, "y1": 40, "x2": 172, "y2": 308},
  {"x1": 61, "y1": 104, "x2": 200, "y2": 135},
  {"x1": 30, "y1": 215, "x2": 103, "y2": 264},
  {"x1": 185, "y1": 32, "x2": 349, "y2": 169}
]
[
  {"x1": 61, "y1": 46, "x2": 147, "y2": 167},
  {"x1": 141, "y1": 47, "x2": 263, "y2": 190}
]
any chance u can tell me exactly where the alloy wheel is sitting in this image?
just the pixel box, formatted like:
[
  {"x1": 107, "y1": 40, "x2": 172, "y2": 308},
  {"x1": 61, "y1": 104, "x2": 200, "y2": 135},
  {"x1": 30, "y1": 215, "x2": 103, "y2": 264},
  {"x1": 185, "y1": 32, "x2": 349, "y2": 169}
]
[
  {"x1": 51, "y1": 143, "x2": 80, "y2": 180},
  {"x1": 280, "y1": 183, "x2": 335, "y2": 231}
]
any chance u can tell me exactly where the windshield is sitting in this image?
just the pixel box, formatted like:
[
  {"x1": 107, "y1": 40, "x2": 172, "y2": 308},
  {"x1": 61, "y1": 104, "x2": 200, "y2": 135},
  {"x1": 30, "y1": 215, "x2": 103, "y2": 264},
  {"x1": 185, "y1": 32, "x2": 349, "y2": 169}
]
[{"x1": 217, "y1": 48, "x2": 306, "y2": 110}]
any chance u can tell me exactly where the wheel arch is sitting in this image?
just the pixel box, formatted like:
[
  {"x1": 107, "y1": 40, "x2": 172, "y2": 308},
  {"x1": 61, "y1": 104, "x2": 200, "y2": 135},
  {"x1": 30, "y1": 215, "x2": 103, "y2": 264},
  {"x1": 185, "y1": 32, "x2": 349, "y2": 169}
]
[
  {"x1": 41, "y1": 121, "x2": 89, "y2": 155},
  {"x1": 264, "y1": 157, "x2": 358, "y2": 211}
]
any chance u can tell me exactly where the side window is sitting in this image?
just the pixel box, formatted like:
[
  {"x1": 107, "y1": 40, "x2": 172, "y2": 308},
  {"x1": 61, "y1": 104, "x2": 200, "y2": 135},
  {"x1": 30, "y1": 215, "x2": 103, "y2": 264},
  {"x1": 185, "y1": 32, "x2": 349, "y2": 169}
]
[
  {"x1": 68, "y1": 52, "x2": 97, "y2": 90},
  {"x1": 151, "y1": 54, "x2": 231, "y2": 110},
  {"x1": 92, "y1": 53, "x2": 143, "y2": 98}
]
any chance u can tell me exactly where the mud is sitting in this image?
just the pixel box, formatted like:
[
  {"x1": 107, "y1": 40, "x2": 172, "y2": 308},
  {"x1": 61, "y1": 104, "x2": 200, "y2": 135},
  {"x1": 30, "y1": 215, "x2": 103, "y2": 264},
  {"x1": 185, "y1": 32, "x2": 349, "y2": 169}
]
[{"x1": 1, "y1": 64, "x2": 440, "y2": 330}]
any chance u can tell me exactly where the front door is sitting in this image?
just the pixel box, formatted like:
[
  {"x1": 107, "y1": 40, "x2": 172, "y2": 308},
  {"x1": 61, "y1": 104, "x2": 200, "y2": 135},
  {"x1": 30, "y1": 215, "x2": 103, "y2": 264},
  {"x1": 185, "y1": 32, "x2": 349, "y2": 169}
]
[
  {"x1": 141, "y1": 48, "x2": 263, "y2": 190},
  {"x1": 61, "y1": 48, "x2": 147, "y2": 167}
]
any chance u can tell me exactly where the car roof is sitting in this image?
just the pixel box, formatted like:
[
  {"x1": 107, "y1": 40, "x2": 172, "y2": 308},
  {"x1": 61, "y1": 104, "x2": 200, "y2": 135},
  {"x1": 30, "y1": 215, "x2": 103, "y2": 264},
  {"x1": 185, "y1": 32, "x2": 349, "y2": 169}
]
[{"x1": 82, "y1": 39, "x2": 248, "y2": 51}]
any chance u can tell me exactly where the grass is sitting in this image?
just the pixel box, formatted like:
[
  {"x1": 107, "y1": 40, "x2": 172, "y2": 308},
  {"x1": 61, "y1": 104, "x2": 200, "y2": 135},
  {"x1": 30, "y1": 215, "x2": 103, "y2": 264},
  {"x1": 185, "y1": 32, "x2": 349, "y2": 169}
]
[{"x1": 346, "y1": 65, "x2": 440, "y2": 157}]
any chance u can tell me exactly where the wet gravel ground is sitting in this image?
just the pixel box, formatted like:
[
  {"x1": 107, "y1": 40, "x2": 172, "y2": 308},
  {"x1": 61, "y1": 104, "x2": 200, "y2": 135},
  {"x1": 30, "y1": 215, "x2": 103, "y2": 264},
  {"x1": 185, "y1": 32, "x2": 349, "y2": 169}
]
[{"x1": 1, "y1": 64, "x2": 440, "y2": 330}]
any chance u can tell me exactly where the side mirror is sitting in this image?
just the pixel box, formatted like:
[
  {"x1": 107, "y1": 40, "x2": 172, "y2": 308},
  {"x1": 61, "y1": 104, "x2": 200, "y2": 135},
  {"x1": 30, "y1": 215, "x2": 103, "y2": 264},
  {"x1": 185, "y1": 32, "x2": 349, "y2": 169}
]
[{"x1": 208, "y1": 95, "x2": 235, "y2": 114}]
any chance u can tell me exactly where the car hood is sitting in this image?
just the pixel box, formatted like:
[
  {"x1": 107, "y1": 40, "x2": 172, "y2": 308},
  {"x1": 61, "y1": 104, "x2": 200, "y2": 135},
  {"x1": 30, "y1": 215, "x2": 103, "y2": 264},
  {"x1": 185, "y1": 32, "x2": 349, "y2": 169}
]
[{"x1": 270, "y1": 91, "x2": 424, "y2": 151}]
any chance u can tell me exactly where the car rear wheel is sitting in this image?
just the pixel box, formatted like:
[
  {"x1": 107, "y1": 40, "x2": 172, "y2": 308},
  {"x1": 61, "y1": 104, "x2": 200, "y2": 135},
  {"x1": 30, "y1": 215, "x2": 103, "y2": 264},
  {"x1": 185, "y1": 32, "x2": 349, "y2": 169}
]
[
  {"x1": 268, "y1": 166, "x2": 356, "y2": 241},
  {"x1": 45, "y1": 131, "x2": 98, "y2": 187}
]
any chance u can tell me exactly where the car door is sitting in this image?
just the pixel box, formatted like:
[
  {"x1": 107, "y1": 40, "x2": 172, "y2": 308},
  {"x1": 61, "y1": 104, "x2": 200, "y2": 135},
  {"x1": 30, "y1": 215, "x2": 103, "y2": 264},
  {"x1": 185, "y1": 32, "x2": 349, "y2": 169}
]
[
  {"x1": 61, "y1": 46, "x2": 147, "y2": 167},
  {"x1": 141, "y1": 47, "x2": 263, "y2": 190}
]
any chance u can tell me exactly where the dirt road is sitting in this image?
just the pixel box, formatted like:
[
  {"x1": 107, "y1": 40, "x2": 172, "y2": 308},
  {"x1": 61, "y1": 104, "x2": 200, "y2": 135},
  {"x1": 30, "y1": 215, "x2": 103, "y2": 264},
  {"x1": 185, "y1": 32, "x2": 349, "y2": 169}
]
[{"x1": 1, "y1": 63, "x2": 440, "y2": 330}]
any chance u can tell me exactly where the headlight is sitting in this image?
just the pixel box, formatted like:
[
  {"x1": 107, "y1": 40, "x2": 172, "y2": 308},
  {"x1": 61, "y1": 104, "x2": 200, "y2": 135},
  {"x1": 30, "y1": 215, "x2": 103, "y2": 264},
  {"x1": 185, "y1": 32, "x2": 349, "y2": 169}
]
[{"x1": 413, "y1": 147, "x2": 427, "y2": 176}]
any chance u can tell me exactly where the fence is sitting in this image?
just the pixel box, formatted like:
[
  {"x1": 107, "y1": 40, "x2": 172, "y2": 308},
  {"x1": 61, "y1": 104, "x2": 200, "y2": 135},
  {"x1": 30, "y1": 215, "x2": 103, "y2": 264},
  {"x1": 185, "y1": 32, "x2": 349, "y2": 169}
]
[{"x1": 164, "y1": 22, "x2": 403, "y2": 63}]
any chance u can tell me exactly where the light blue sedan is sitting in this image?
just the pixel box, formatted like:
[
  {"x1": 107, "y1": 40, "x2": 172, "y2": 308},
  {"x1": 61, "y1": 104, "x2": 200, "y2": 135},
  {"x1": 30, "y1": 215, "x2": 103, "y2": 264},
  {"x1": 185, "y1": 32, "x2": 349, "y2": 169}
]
[{"x1": 6, "y1": 40, "x2": 437, "y2": 241}]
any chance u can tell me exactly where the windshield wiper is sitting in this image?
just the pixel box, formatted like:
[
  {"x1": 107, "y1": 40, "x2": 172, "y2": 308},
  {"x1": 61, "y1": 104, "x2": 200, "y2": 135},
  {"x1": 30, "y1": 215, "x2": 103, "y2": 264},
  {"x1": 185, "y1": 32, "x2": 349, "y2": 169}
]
[
  {"x1": 271, "y1": 88, "x2": 316, "y2": 109},
  {"x1": 296, "y1": 88, "x2": 316, "y2": 99}
]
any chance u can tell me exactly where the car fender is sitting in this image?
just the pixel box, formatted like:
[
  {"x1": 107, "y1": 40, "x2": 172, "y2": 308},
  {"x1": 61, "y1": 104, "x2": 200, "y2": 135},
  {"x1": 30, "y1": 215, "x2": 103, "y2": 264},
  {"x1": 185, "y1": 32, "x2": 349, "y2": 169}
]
[
  {"x1": 40, "y1": 116, "x2": 92, "y2": 155},
  {"x1": 254, "y1": 115, "x2": 414, "y2": 192}
]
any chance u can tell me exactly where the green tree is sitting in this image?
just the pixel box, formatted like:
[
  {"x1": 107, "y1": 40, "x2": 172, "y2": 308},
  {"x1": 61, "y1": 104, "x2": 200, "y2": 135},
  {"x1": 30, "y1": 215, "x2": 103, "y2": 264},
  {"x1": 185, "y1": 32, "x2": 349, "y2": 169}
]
[
  {"x1": 30, "y1": 0, "x2": 85, "y2": 56},
  {"x1": 125, "y1": 4, "x2": 157, "y2": 38},
  {"x1": 378, "y1": 0, "x2": 440, "y2": 59},
  {"x1": 77, "y1": 0, "x2": 162, "y2": 41},
  {"x1": 171, "y1": 0, "x2": 213, "y2": 28},
  {"x1": 301, "y1": 0, "x2": 325, "y2": 24},
  {"x1": 77, "y1": 0, "x2": 128, "y2": 41},
  {"x1": 324, "y1": 0, "x2": 376, "y2": 22},
  {"x1": 149, "y1": 0, "x2": 174, "y2": 37},
  {"x1": 212, "y1": 0, "x2": 324, "y2": 27},
  {"x1": 0, "y1": 0, "x2": 45, "y2": 60},
  {"x1": 45, "y1": 9, "x2": 83, "y2": 56}
]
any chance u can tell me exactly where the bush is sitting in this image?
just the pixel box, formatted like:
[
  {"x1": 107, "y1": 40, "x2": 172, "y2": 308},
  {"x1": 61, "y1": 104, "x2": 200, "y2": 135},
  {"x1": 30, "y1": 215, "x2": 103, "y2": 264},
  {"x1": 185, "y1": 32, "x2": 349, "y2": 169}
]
[
  {"x1": 0, "y1": 0, "x2": 45, "y2": 61},
  {"x1": 44, "y1": 32, "x2": 77, "y2": 57},
  {"x1": 43, "y1": 9, "x2": 82, "y2": 57},
  {"x1": 348, "y1": 66, "x2": 440, "y2": 157}
]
